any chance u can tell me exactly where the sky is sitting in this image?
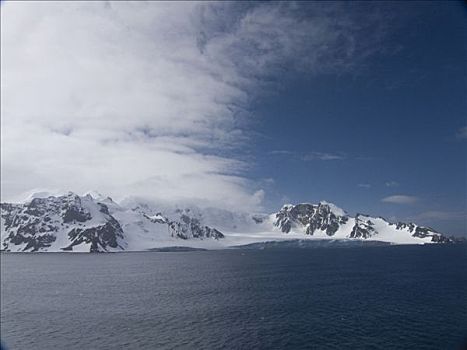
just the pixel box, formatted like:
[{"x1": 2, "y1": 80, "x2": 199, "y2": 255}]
[{"x1": 1, "y1": 1, "x2": 466, "y2": 236}]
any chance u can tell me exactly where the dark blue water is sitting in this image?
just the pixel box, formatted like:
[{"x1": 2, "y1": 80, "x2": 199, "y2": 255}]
[{"x1": 1, "y1": 245, "x2": 466, "y2": 349}]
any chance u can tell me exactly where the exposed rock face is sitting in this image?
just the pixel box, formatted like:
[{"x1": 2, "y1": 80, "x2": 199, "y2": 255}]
[
  {"x1": 1, "y1": 193, "x2": 224, "y2": 252},
  {"x1": 388, "y1": 221, "x2": 451, "y2": 243},
  {"x1": 274, "y1": 203, "x2": 349, "y2": 236},
  {"x1": 410, "y1": 226, "x2": 452, "y2": 243},
  {"x1": 349, "y1": 215, "x2": 376, "y2": 239},
  {"x1": 167, "y1": 210, "x2": 224, "y2": 240},
  {"x1": 1, "y1": 193, "x2": 459, "y2": 252},
  {"x1": 273, "y1": 203, "x2": 454, "y2": 243},
  {"x1": 395, "y1": 222, "x2": 416, "y2": 232},
  {"x1": 63, "y1": 217, "x2": 124, "y2": 252},
  {"x1": 1, "y1": 193, "x2": 125, "y2": 252},
  {"x1": 132, "y1": 207, "x2": 224, "y2": 241}
]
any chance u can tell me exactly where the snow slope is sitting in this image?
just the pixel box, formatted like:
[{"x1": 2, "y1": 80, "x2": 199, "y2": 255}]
[{"x1": 0, "y1": 192, "x2": 457, "y2": 252}]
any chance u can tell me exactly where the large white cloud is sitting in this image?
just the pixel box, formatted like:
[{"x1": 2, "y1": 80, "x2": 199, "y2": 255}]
[{"x1": 1, "y1": 1, "x2": 388, "y2": 209}]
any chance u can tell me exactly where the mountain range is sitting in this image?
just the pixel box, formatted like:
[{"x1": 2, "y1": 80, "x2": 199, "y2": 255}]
[{"x1": 0, "y1": 191, "x2": 458, "y2": 252}]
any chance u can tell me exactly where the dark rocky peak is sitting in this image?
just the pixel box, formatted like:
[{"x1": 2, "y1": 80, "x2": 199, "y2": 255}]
[
  {"x1": 1, "y1": 193, "x2": 125, "y2": 252},
  {"x1": 393, "y1": 222, "x2": 416, "y2": 233},
  {"x1": 129, "y1": 205, "x2": 223, "y2": 241},
  {"x1": 62, "y1": 215, "x2": 125, "y2": 252},
  {"x1": 409, "y1": 225, "x2": 453, "y2": 243},
  {"x1": 167, "y1": 212, "x2": 224, "y2": 240},
  {"x1": 350, "y1": 215, "x2": 376, "y2": 239},
  {"x1": 274, "y1": 202, "x2": 348, "y2": 236}
]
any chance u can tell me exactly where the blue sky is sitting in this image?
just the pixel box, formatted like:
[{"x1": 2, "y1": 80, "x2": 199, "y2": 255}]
[
  {"x1": 247, "y1": 2, "x2": 466, "y2": 235},
  {"x1": 1, "y1": 1, "x2": 466, "y2": 236}
]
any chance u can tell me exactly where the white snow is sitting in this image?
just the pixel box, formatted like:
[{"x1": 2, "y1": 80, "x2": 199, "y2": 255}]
[
  {"x1": 1, "y1": 195, "x2": 447, "y2": 252},
  {"x1": 319, "y1": 201, "x2": 347, "y2": 216},
  {"x1": 365, "y1": 217, "x2": 433, "y2": 245}
]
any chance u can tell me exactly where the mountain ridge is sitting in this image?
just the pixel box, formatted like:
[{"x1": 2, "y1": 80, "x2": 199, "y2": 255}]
[{"x1": 0, "y1": 192, "x2": 460, "y2": 252}]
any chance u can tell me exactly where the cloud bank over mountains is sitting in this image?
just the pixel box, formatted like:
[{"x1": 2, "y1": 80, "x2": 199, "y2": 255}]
[{"x1": 1, "y1": 2, "x2": 389, "y2": 209}]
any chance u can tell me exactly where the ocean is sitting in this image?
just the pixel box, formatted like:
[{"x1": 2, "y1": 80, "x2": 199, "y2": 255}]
[{"x1": 1, "y1": 244, "x2": 466, "y2": 349}]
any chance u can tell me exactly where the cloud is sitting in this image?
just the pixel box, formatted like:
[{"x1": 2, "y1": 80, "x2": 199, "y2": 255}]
[
  {"x1": 260, "y1": 178, "x2": 275, "y2": 185},
  {"x1": 270, "y1": 150, "x2": 345, "y2": 161},
  {"x1": 1, "y1": 2, "x2": 391, "y2": 209},
  {"x1": 302, "y1": 152, "x2": 345, "y2": 161},
  {"x1": 358, "y1": 183, "x2": 371, "y2": 189},
  {"x1": 456, "y1": 126, "x2": 467, "y2": 139},
  {"x1": 385, "y1": 181, "x2": 399, "y2": 187},
  {"x1": 381, "y1": 195, "x2": 418, "y2": 204},
  {"x1": 270, "y1": 150, "x2": 295, "y2": 156}
]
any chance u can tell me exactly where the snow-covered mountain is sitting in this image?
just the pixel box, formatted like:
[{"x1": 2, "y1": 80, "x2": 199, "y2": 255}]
[
  {"x1": 272, "y1": 202, "x2": 453, "y2": 245},
  {"x1": 0, "y1": 192, "x2": 457, "y2": 252},
  {"x1": 1, "y1": 192, "x2": 223, "y2": 252}
]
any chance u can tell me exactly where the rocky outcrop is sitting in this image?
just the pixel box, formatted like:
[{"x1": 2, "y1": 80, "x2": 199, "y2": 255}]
[
  {"x1": 273, "y1": 203, "x2": 454, "y2": 243},
  {"x1": 167, "y1": 210, "x2": 224, "y2": 240},
  {"x1": 1, "y1": 193, "x2": 459, "y2": 252},
  {"x1": 274, "y1": 202, "x2": 348, "y2": 236},
  {"x1": 62, "y1": 217, "x2": 124, "y2": 252},
  {"x1": 1, "y1": 193, "x2": 125, "y2": 252},
  {"x1": 349, "y1": 215, "x2": 376, "y2": 239},
  {"x1": 1, "y1": 192, "x2": 225, "y2": 252}
]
